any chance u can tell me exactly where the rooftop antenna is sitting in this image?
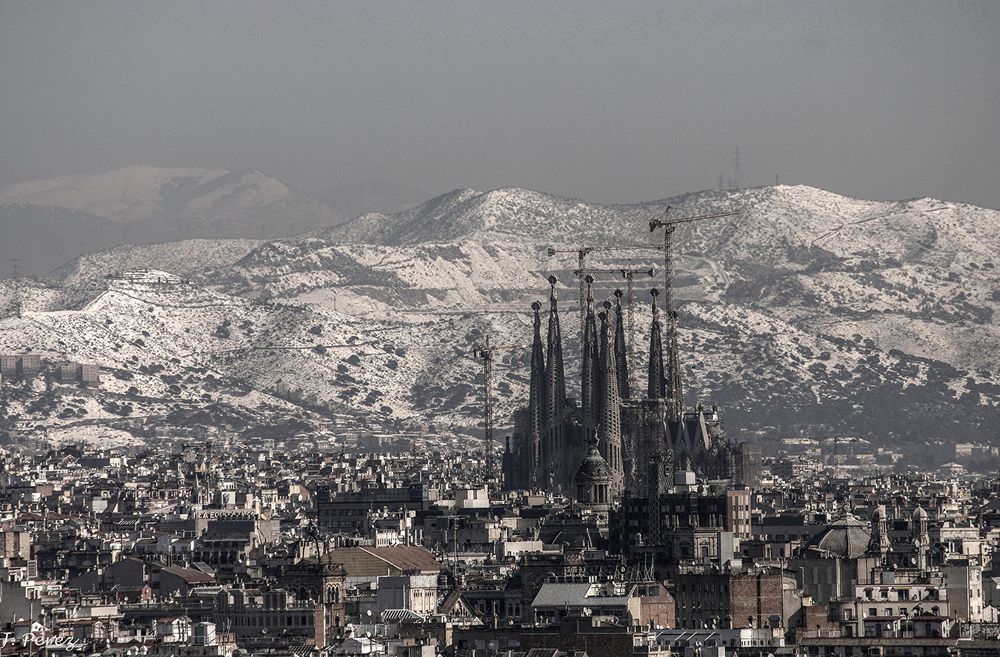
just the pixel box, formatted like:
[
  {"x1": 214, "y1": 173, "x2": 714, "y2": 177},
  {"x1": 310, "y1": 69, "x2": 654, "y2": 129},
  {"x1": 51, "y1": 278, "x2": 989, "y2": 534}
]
[{"x1": 649, "y1": 206, "x2": 741, "y2": 418}]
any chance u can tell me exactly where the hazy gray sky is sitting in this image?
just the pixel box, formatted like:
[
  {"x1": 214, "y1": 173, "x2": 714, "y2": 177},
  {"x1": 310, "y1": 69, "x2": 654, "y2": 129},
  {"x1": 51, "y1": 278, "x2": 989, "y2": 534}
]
[{"x1": 1, "y1": 1, "x2": 998, "y2": 207}]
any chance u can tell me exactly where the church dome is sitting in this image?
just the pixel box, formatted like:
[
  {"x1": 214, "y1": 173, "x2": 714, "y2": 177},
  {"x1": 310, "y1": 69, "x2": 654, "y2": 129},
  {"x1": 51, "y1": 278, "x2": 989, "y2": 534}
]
[
  {"x1": 806, "y1": 515, "x2": 872, "y2": 559},
  {"x1": 575, "y1": 446, "x2": 612, "y2": 483}
]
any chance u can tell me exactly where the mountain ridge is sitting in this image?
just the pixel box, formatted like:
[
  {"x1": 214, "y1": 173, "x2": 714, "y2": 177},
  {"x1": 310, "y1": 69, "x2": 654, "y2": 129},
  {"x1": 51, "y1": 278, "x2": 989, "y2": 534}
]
[
  {"x1": 2, "y1": 181, "x2": 997, "y2": 449},
  {"x1": 0, "y1": 166, "x2": 425, "y2": 276}
]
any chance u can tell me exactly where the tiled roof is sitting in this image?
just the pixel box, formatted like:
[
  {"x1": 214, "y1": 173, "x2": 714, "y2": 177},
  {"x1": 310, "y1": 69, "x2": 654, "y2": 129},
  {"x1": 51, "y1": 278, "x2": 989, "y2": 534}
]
[
  {"x1": 160, "y1": 565, "x2": 215, "y2": 584},
  {"x1": 531, "y1": 581, "x2": 631, "y2": 608},
  {"x1": 359, "y1": 546, "x2": 442, "y2": 573}
]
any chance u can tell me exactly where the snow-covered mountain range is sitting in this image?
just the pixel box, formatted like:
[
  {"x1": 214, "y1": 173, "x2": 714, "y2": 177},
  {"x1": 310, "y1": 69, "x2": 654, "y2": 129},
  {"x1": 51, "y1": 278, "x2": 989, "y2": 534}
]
[{"x1": 2, "y1": 181, "x2": 998, "y2": 446}]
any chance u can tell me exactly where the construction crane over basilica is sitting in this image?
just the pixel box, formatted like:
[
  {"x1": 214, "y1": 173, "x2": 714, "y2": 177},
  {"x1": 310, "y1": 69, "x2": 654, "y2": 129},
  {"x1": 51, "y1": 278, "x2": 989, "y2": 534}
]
[{"x1": 501, "y1": 206, "x2": 758, "y2": 544}]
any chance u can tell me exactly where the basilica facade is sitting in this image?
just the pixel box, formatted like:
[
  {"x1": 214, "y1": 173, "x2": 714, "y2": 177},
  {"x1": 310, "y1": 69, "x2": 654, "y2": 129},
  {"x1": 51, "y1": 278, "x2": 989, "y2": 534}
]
[{"x1": 502, "y1": 277, "x2": 757, "y2": 511}]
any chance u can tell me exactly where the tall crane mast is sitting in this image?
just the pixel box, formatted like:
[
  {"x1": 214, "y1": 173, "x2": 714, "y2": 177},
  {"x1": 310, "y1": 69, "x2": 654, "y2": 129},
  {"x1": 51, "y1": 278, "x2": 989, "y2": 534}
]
[
  {"x1": 649, "y1": 206, "x2": 741, "y2": 417},
  {"x1": 472, "y1": 335, "x2": 496, "y2": 490},
  {"x1": 472, "y1": 336, "x2": 528, "y2": 493},
  {"x1": 546, "y1": 246, "x2": 594, "y2": 332}
]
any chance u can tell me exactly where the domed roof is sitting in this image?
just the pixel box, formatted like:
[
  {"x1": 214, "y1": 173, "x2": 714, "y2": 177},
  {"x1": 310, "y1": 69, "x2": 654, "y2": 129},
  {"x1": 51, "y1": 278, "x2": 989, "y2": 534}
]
[
  {"x1": 913, "y1": 506, "x2": 928, "y2": 519},
  {"x1": 806, "y1": 515, "x2": 872, "y2": 559},
  {"x1": 575, "y1": 446, "x2": 612, "y2": 483}
]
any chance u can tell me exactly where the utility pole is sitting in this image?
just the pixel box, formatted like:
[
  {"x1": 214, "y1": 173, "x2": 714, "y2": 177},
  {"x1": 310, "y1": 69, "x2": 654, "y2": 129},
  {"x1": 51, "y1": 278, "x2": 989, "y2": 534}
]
[{"x1": 649, "y1": 206, "x2": 741, "y2": 418}]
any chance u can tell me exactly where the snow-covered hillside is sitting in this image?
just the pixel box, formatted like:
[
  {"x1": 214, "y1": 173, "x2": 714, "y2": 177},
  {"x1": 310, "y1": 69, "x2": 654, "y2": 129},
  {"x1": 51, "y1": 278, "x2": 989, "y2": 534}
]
[
  {"x1": 3, "y1": 184, "x2": 998, "y2": 445},
  {"x1": 52, "y1": 239, "x2": 264, "y2": 286}
]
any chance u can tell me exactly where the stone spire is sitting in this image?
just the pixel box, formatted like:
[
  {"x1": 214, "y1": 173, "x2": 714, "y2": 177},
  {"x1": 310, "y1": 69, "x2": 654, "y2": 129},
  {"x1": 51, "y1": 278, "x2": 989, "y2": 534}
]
[
  {"x1": 647, "y1": 288, "x2": 665, "y2": 400},
  {"x1": 527, "y1": 300, "x2": 546, "y2": 486},
  {"x1": 580, "y1": 276, "x2": 600, "y2": 437},
  {"x1": 598, "y1": 301, "x2": 623, "y2": 496},
  {"x1": 665, "y1": 306, "x2": 684, "y2": 419},
  {"x1": 544, "y1": 275, "x2": 566, "y2": 427},
  {"x1": 613, "y1": 289, "x2": 630, "y2": 399},
  {"x1": 598, "y1": 302, "x2": 610, "y2": 423}
]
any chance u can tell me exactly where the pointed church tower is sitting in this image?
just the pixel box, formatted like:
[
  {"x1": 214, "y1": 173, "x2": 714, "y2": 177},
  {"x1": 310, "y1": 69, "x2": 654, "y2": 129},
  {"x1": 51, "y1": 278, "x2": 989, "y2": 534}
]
[
  {"x1": 580, "y1": 276, "x2": 600, "y2": 440},
  {"x1": 647, "y1": 288, "x2": 666, "y2": 400},
  {"x1": 544, "y1": 275, "x2": 566, "y2": 427},
  {"x1": 598, "y1": 302, "x2": 610, "y2": 427},
  {"x1": 665, "y1": 307, "x2": 684, "y2": 419},
  {"x1": 527, "y1": 300, "x2": 546, "y2": 488},
  {"x1": 613, "y1": 289, "x2": 630, "y2": 399},
  {"x1": 598, "y1": 302, "x2": 624, "y2": 498},
  {"x1": 544, "y1": 275, "x2": 568, "y2": 490}
]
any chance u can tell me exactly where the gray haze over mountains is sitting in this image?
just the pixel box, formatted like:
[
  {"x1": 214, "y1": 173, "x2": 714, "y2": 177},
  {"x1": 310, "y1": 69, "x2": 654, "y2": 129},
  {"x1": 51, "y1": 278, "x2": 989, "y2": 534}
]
[
  {"x1": 0, "y1": 168, "x2": 425, "y2": 276},
  {"x1": 1, "y1": 1, "x2": 998, "y2": 222}
]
